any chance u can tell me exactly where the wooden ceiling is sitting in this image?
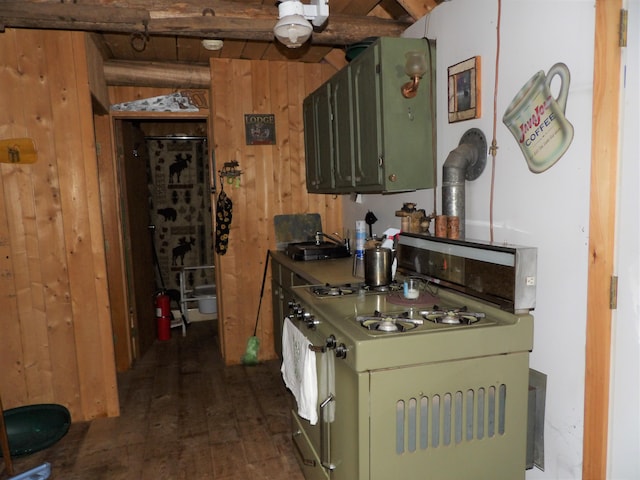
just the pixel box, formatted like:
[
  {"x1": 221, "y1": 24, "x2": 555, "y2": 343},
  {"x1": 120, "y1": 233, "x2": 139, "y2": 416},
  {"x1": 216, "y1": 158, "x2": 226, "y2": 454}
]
[{"x1": 1, "y1": 0, "x2": 444, "y2": 70}]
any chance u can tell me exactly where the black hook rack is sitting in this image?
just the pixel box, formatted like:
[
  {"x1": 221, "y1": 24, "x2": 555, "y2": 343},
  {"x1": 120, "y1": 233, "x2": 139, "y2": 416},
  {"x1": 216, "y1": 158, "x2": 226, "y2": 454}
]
[
  {"x1": 218, "y1": 160, "x2": 242, "y2": 188},
  {"x1": 219, "y1": 160, "x2": 242, "y2": 179}
]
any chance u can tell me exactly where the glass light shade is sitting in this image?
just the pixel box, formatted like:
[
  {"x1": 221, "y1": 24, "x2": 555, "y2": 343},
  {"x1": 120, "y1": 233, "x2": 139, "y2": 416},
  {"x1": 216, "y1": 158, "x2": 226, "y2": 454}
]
[
  {"x1": 274, "y1": 14, "x2": 313, "y2": 48},
  {"x1": 404, "y1": 51, "x2": 428, "y2": 77}
]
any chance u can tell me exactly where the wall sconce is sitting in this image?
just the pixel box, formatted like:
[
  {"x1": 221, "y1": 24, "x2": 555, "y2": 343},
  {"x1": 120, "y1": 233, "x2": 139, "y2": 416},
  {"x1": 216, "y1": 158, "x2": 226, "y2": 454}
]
[
  {"x1": 273, "y1": 0, "x2": 329, "y2": 49},
  {"x1": 401, "y1": 51, "x2": 428, "y2": 99}
]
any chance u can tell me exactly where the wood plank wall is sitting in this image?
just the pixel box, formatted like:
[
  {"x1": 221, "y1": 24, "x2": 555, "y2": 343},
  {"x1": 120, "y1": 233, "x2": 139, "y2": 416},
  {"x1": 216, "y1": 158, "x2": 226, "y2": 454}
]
[
  {"x1": 0, "y1": 29, "x2": 119, "y2": 421},
  {"x1": 210, "y1": 59, "x2": 342, "y2": 365},
  {"x1": 108, "y1": 61, "x2": 342, "y2": 366}
]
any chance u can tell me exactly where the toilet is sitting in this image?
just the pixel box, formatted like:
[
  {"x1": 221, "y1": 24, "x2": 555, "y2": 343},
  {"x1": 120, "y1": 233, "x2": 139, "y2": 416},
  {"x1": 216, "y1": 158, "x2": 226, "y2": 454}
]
[{"x1": 194, "y1": 284, "x2": 217, "y2": 315}]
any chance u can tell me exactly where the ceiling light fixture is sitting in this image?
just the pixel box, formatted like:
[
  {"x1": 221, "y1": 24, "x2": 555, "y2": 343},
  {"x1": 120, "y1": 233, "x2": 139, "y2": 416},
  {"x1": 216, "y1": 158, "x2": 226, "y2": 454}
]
[
  {"x1": 273, "y1": 0, "x2": 329, "y2": 49},
  {"x1": 201, "y1": 39, "x2": 224, "y2": 51}
]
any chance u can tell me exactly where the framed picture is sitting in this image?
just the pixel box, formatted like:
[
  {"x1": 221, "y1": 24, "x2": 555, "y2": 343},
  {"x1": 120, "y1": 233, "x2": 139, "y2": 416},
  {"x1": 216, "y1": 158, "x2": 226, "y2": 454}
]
[
  {"x1": 447, "y1": 56, "x2": 481, "y2": 123},
  {"x1": 244, "y1": 113, "x2": 276, "y2": 145}
]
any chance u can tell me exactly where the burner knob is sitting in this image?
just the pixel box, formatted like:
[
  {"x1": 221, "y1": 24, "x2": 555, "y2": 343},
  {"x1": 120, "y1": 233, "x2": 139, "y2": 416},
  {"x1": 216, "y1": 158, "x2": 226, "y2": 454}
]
[
  {"x1": 303, "y1": 313, "x2": 318, "y2": 328},
  {"x1": 335, "y1": 343, "x2": 348, "y2": 359},
  {"x1": 325, "y1": 335, "x2": 336, "y2": 350},
  {"x1": 288, "y1": 301, "x2": 302, "y2": 317}
]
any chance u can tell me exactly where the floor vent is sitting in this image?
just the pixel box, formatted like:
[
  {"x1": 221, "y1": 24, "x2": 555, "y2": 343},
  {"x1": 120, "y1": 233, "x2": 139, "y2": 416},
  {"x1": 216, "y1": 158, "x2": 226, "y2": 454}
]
[{"x1": 395, "y1": 384, "x2": 508, "y2": 454}]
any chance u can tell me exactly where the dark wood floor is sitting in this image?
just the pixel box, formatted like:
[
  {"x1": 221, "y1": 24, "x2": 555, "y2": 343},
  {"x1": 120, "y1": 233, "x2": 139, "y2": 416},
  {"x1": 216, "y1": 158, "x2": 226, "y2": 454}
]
[{"x1": 2, "y1": 321, "x2": 305, "y2": 480}]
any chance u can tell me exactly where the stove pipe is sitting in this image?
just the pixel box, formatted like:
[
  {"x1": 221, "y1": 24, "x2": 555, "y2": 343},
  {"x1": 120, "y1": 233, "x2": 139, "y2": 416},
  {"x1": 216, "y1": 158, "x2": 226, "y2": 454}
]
[{"x1": 442, "y1": 129, "x2": 488, "y2": 239}]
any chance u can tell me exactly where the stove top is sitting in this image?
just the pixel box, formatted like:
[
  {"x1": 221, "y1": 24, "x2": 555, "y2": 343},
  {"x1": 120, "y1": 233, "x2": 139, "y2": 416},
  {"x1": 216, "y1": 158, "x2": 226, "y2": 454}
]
[
  {"x1": 283, "y1": 235, "x2": 536, "y2": 372},
  {"x1": 287, "y1": 284, "x2": 533, "y2": 372}
]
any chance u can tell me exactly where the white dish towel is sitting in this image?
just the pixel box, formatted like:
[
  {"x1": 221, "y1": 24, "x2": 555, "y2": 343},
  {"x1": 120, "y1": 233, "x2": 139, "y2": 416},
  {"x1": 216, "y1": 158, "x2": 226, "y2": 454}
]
[{"x1": 281, "y1": 317, "x2": 318, "y2": 425}]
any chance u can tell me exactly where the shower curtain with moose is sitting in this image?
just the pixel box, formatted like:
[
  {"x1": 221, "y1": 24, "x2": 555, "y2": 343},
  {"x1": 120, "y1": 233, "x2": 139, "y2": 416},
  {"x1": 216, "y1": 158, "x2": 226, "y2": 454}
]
[{"x1": 147, "y1": 136, "x2": 214, "y2": 292}]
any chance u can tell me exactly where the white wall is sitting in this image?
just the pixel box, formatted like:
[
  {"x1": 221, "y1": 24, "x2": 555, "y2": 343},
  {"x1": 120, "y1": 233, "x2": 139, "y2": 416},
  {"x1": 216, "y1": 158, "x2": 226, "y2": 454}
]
[{"x1": 343, "y1": 1, "x2": 601, "y2": 478}]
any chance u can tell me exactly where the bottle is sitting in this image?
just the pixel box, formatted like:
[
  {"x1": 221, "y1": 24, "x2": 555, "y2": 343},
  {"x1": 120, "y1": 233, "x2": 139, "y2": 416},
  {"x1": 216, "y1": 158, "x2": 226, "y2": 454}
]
[{"x1": 353, "y1": 220, "x2": 366, "y2": 277}]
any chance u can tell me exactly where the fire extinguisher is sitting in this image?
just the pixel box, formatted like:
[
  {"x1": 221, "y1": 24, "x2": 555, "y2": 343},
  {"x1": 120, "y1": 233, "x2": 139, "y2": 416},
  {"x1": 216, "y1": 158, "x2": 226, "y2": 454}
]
[{"x1": 155, "y1": 290, "x2": 171, "y2": 341}]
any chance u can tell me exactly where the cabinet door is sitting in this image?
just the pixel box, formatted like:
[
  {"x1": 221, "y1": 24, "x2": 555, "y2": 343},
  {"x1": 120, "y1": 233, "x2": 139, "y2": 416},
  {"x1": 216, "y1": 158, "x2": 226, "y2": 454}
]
[
  {"x1": 332, "y1": 68, "x2": 355, "y2": 190},
  {"x1": 377, "y1": 37, "x2": 436, "y2": 192},
  {"x1": 351, "y1": 43, "x2": 384, "y2": 190},
  {"x1": 271, "y1": 261, "x2": 283, "y2": 358},
  {"x1": 303, "y1": 95, "x2": 320, "y2": 191},
  {"x1": 303, "y1": 86, "x2": 333, "y2": 192}
]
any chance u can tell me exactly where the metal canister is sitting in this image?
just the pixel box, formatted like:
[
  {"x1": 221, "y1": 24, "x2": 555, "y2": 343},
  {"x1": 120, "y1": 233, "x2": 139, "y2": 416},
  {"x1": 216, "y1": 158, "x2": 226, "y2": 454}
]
[
  {"x1": 447, "y1": 216, "x2": 460, "y2": 239},
  {"x1": 364, "y1": 245, "x2": 393, "y2": 287},
  {"x1": 435, "y1": 215, "x2": 448, "y2": 237}
]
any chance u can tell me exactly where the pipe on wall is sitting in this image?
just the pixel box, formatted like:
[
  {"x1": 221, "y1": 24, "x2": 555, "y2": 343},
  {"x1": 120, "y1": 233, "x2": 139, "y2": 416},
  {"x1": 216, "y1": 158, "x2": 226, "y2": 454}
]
[{"x1": 441, "y1": 129, "x2": 488, "y2": 239}]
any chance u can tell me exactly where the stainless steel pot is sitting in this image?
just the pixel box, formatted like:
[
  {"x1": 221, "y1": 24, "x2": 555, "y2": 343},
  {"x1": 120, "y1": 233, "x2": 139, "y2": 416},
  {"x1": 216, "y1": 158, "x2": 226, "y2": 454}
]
[{"x1": 364, "y1": 245, "x2": 393, "y2": 286}]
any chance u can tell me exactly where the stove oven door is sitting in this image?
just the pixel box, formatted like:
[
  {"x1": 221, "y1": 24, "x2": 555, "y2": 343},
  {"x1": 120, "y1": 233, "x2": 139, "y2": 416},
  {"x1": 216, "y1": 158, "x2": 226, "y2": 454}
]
[
  {"x1": 287, "y1": 317, "x2": 333, "y2": 480},
  {"x1": 286, "y1": 318, "x2": 361, "y2": 480}
]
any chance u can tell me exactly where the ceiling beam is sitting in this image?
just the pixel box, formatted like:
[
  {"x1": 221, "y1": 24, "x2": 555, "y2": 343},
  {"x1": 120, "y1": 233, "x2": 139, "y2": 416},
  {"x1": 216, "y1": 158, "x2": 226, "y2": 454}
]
[
  {"x1": 103, "y1": 60, "x2": 211, "y2": 88},
  {"x1": 0, "y1": 1, "x2": 411, "y2": 45},
  {"x1": 396, "y1": 0, "x2": 441, "y2": 20}
]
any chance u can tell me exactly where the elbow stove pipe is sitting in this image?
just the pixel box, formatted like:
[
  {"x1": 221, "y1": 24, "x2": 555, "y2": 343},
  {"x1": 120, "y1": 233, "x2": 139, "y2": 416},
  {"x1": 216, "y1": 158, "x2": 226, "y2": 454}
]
[{"x1": 441, "y1": 129, "x2": 488, "y2": 239}]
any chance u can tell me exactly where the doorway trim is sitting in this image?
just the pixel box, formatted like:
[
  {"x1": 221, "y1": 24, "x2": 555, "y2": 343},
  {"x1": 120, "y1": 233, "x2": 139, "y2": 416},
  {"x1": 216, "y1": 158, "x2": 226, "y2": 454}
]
[
  {"x1": 103, "y1": 111, "x2": 211, "y2": 371},
  {"x1": 582, "y1": 0, "x2": 622, "y2": 477}
]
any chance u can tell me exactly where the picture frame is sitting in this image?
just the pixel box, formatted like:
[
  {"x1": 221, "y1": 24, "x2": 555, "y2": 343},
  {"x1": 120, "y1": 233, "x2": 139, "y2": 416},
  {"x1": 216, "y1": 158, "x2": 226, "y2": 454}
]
[
  {"x1": 447, "y1": 56, "x2": 481, "y2": 123},
  {"x1": 244, "y1": 113, "x2": 276, "y2": 145}
]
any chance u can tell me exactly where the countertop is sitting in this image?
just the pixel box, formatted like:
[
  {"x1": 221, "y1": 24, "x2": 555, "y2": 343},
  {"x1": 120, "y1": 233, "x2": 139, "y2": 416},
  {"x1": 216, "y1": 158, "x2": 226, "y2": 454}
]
[{"x1": 270, "y1": 250, "x2": 361, "y2": 285}]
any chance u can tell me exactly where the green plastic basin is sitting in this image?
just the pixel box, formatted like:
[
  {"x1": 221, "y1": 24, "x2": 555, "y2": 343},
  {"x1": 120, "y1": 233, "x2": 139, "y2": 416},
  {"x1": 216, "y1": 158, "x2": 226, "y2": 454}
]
[{"x1": 1, "y1": 404, "x2": 71, "y2": 457}]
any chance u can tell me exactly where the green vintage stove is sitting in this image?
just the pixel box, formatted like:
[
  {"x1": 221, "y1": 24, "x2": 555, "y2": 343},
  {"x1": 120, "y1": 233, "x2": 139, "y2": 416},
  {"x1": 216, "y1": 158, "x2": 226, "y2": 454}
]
[{"x1": 281, "y1": 233, "x2": 537, "y2": 480}]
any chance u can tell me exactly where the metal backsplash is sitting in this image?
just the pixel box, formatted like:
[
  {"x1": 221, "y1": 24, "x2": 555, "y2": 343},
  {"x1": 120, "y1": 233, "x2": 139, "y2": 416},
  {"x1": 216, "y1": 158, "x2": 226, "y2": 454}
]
[{"x1": 396, "y1": 233, "x2": 537, "y2": 313}]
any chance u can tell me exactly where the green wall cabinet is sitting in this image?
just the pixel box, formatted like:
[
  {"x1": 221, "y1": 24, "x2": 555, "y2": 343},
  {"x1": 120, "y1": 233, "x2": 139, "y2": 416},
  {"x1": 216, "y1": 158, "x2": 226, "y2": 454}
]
[{"x1": 303, "y1": 37, "x2": 436, "y2": 194}]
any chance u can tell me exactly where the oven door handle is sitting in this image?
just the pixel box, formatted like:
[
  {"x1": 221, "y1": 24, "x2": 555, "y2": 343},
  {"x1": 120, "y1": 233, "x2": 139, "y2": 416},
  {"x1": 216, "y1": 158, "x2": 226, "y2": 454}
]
[{"x1": 320, "y1": 393, "x2": 336, "y2": 471}]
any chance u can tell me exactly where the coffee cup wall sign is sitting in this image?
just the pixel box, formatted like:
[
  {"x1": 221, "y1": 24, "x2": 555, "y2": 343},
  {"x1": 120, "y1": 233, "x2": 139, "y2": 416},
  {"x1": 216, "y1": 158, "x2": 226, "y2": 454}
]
[{"x1": 502, "y1": 63, "x2": 574, "y2": 173}]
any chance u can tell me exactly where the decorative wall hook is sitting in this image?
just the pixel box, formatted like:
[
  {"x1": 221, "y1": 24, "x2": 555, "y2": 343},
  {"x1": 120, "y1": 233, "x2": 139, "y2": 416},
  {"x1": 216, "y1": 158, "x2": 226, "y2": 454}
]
[{"x1": 219, "y1": 161, "x2": 242, "y2": 187}]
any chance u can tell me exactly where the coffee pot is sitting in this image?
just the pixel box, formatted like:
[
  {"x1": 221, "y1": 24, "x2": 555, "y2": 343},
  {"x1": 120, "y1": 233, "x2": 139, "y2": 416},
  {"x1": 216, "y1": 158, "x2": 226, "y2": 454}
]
[{"x1": 364, "y1": 244, "x2": 394, "y2": 287}]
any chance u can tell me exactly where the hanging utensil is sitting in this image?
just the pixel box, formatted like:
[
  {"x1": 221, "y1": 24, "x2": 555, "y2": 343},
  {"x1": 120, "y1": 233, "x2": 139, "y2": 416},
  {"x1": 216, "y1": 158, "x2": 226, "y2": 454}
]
[{"x1": 364, "y1": 210, "x2": 378, "y2": 238}]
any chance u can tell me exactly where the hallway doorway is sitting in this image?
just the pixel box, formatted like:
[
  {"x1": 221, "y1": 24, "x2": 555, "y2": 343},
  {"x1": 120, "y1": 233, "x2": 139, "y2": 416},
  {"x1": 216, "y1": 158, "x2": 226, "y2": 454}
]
[{"x1": 110, "y1": 117, "x2": 215, "y2": 369}]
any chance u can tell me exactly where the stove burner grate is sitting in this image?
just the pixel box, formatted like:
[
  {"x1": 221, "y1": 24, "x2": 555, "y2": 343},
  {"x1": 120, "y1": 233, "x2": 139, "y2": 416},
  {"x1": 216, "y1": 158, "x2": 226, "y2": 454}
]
[
  {"x1": 356, "y1": 310, "x2": 422, "y2": 332},
  {"x1": 361, "y1": 281, "x2": 403, "y2": 293},
  {"x1": 311, "y1": 283, "x2": 360, "y2": 297},
  {"x1": 311, "y1": 281, "x2": 405, "y2": 297},
  {"x1": 420, "y1": 305, "x2": 486, "y2": 325}
]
